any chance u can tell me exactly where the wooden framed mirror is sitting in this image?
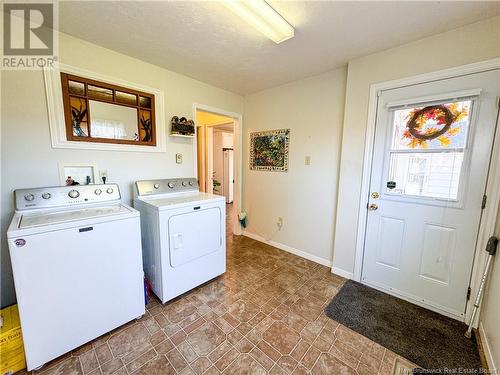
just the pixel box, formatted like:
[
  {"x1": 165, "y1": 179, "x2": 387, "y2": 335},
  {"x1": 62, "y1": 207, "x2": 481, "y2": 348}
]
[{"x1": 61, "y1": 73, "x2": 156, "y2": 146}]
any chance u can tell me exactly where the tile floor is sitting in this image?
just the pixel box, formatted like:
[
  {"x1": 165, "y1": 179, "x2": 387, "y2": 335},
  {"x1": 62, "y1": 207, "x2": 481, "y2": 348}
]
[{"x1": 21, "y1": 205, "x2": 415, "y2": 375}]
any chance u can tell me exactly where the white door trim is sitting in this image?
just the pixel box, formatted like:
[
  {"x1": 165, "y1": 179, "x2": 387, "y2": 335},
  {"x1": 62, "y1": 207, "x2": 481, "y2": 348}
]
[
  {"x1": 352, "y1": 57, "x2": 500, "y2": 325},
  {"x1": 192, "y1": 103, "x2": 243, "y2": 236}
]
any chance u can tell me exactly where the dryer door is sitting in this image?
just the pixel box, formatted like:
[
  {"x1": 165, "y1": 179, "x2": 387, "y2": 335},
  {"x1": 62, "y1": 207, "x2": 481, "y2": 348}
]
[{"x1": 168, "y1": 207, "x2": 222, "y2": 267}]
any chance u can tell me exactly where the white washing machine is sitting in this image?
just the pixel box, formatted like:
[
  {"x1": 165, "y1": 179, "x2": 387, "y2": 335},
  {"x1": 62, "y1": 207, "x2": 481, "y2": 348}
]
[
  {"x1": 7, "y1": 184, "x2": 145, "y2": 371},
  {"x1": 134, "y1": 178, "x2": 226, "y2": 303}
]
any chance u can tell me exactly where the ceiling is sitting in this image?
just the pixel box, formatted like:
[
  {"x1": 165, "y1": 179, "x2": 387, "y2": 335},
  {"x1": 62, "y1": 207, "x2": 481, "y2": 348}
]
[
  {"x1": 213, "y1": 123, "x2": 235, "y2": 132},
  {"x1": 196, "y1": 110, "x2": 234, "y2": 127},
  {"x1": 59, "y1": 1, "x2": 500, "y2": 95}
]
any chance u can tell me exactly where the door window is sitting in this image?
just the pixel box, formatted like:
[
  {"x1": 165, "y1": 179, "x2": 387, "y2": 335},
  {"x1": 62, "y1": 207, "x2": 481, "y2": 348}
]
[{"x1": 386, "y1": 100, "x2": 473, "y2": 200}]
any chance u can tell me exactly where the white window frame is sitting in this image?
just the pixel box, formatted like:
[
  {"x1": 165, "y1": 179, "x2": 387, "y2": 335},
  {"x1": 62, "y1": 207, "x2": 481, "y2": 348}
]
[
  {"x1": 380, "y1": 95, "x2": 479, "y2": 208},
  {"x1": 44, "y1": 63, "x2": 166, "y2": 152}
]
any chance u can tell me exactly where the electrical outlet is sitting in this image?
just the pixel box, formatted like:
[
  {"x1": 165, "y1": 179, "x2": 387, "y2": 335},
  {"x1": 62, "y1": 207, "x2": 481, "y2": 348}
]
[
  {"x1": 305, "y1": 156, "x2": 311, "y2": 165},
  {"x1": 277, "y1": 217, "x2": 283, "y2": 230},
  {"x1": 99, "y1": 170, "x2": 108, "y2": 183},
  {"x1": 176, "y1": 153, "x2": 183, "y2": 164}
]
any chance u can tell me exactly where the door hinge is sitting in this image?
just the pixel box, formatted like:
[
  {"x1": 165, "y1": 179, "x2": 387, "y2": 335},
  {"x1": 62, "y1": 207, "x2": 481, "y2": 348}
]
[
  {"x1": 481, "y1": 195, "x2": 487, "y2": 209},
  {"x1": 466, "y1": 286, "x2": 472, "y2": 300}
]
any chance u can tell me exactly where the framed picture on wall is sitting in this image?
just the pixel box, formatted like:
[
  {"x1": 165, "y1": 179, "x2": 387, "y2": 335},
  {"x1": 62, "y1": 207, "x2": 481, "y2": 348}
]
[{"x1": 249, "y1": 129, "x2": 290, "y2": 171}]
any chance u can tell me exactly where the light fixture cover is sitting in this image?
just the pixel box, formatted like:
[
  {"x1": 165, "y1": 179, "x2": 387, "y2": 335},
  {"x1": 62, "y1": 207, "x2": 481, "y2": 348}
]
[{"x1": 223, "y1": 0, "x2": 294, "y2": 44}]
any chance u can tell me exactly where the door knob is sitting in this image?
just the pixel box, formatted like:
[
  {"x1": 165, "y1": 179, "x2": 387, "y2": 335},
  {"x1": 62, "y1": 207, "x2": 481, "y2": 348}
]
[{"x1": 368, "y1": 203, "x2": 378, "y2": 211}]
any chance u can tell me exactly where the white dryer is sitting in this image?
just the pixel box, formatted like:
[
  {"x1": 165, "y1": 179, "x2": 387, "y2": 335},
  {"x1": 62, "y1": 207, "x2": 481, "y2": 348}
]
[
  {"x1": 7, "y1": 184, "x2": 145, "y2": 371},
  {"x1": 134, "y1": 178, "x2": 226, "y2": 303}
]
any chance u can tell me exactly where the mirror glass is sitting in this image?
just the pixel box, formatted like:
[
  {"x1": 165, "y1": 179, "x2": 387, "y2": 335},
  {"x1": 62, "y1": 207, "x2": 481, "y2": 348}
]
[
  {"x1": 89, "y1": 100, "x2": 139, "y2": 141},
  {"x1": 62, "y1": 166, "x2": 96, "y2": 186},
  {"x1": 62, "y1": 73, "x2": 156, "y2": 146}
]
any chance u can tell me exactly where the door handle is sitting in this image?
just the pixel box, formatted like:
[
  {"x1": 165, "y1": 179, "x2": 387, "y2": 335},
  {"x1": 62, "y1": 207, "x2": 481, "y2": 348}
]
[
  {"x1": 368, "y1": 203, "x2": 378, "y2": 211},
  {"x1": 173, "y1": 233, "x2": 183, "y2": 250}
]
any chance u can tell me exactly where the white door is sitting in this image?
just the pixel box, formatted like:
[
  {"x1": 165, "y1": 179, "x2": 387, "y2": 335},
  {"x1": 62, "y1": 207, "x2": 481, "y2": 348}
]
[
  {"x1": 362, "y1": 70, "x2": 500, "y2": 319},
  {"x1": 223, "y1": 149, "x2": 234, "y2": 203}
]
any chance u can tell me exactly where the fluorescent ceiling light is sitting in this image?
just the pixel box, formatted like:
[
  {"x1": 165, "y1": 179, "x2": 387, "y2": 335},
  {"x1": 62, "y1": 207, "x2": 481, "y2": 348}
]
[{"x1": 222, "y1": 0, "x2": 294, "y2": 44}]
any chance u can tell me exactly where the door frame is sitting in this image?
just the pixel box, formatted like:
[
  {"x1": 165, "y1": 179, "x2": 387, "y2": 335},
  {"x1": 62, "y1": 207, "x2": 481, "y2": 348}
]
[
  {"x1": 353, "y1": 57, "x2": 500, "y2": 324},
  {"x1": 192, "y1": 103, "x2": 243, "y2": 236}
]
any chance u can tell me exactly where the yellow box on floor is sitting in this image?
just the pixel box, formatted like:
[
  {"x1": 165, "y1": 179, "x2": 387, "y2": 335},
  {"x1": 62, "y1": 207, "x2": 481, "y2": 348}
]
[{"x1": 0, "y1": 305, "x2": 26, "y2": 375}]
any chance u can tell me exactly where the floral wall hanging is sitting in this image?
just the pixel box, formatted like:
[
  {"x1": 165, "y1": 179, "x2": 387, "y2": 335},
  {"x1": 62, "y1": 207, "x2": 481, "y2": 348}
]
[
  {"x1": 401, "y1": 101, "x2": 470, "y2": 149},
  {"x1": 250, "y1": 129, "x2": 290, "y2": 171}
]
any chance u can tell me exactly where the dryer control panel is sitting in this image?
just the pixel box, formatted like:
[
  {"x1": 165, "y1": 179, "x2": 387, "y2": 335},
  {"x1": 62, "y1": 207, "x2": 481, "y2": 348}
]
[
  {"x1": 14, "y1": 184, "x2": 121, "y2": 211},
  {"x1": 135, "y1": 178, "x2": 199, "y2": 196}
]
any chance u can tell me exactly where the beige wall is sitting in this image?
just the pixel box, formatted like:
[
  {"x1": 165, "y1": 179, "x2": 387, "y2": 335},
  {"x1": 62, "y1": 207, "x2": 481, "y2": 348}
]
[
  {"x1": 0, "y1": 32, "x2": 243, "y2": 307},
  {"x1": 333, "y1": 15, "x2": 500, "y2": 274},
  {"x1": 242, "y1": 67, "x2": 347, "y2": 264}
]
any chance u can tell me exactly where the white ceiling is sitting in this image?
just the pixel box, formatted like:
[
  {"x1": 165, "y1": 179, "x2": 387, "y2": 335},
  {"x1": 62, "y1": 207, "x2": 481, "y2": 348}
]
[{"x1": 59, "y1": 1, "x2": 500, "y2": 95}]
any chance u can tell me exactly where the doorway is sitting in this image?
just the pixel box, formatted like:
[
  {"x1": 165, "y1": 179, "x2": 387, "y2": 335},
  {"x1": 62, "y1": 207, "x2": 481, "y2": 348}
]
[
  {"x1": 360, "y1": 69, "x2": 500, "y2": 319},
  {"x1": 194, "y1": 105, "x2": 242, "y2": 235}
]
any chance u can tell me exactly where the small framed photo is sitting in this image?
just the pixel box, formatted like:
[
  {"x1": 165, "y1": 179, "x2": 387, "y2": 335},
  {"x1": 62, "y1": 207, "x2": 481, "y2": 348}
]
[
  {"x1": 59, "y1": 162, "x2": 98, "y2": 186},
  {"x1": 250, "y1": 129, "x2": 290, "y2": 172}
]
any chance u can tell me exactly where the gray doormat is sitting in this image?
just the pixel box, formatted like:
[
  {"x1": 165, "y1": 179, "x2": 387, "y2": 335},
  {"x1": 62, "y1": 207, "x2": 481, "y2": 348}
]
[{"x1": 325, "y1": 280, "x2": 482, "y2": 371}]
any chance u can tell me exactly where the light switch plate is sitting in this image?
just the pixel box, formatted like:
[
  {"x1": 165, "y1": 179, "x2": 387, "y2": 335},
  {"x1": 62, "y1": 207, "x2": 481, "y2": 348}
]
[{"x1": 176, "y1": 153, "x2": 183, "y2": 164}]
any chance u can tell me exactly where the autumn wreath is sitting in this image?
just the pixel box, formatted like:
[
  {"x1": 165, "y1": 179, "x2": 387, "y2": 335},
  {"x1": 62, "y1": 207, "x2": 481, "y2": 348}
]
[{"x1": 403, "y1": 103, "x2": 468, "y2": 148}]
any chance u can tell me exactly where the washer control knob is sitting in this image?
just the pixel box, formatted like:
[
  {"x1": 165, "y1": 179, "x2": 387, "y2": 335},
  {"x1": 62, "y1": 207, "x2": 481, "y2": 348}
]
[
  {"x1": 182, "y1": 181, "x2": 187, "y2": 187},
  {"x1": 168, "y1": 182, "x2": 175, "y2": 189},
  {"x1": 154, "y1": 183, "x2": 160, "y2": 189},
  {"x1": 188, "y1": 181, "x2": 194, "y2": 186},
  {"x1": 42, "y1": 192, "x2": 51, "y2": 200},
  {"x1": 94, "y1": 189, "x2": 102, "y2": 195},
  {"x1": 24, "y1": 193, "x2": 35, "y2": 201},
  {"x1": 106, "y1": 188, "x2": 114, "y2": 194},
  {"x1": 68, "y1": 190, "x2": 80, "y2": 199}
]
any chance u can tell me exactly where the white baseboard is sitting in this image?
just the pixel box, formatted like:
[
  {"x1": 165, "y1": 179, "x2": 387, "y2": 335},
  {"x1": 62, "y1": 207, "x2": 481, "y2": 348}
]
[
  {"x1": 242, "y1": 231, "x2": 332, "y2": 267},
  {"x1": 331, "y1": 267, "x2": 353, "y2": 280},
  {"x1": 479, "y1": 322, "x2": 497, "y2": 372}
]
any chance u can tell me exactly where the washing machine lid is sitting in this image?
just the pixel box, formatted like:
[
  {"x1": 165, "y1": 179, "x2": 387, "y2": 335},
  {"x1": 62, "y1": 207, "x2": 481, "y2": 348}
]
[
  {"x1": 135, "y1": 178, "x2": 225, "y2": 210},
  {"x1": 19, "y1": 204, "x2": 134, "y2": 229}
]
